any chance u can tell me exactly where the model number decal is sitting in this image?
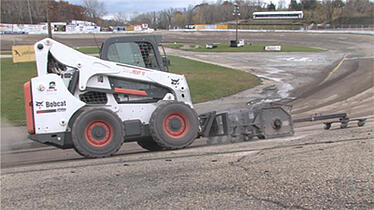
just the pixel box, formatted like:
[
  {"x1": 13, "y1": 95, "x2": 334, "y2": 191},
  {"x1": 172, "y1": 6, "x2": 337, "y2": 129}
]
[{"x1": 122, "y1": 69, "x2": 146, "y2": 76}]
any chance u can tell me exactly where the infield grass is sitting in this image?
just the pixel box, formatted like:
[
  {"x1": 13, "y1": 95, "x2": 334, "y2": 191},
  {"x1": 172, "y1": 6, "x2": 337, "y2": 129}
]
[
  {"x1": 168, "y1": 55, "x2": 260, "y2": 104},
  {"x1": 0, "y1": 51, "x2": 12, "y2": 55},
  {"x1": 75, "y1": 47, "x2": 100, "y2": 54},
  {"x1": 1, "y1": 59, "x2": 37, "y2": 125}
]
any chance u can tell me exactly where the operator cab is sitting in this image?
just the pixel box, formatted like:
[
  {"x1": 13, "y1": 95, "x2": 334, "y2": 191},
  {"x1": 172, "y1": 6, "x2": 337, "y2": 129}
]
[{"x1": 100, "y1": 35, "x2": 169, "y2": 72}]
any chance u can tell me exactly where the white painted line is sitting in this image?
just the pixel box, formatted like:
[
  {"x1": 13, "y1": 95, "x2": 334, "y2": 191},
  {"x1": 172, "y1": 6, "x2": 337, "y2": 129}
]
[{"x1": 321, "y1": 55, "x2": 347, "y2": 84}]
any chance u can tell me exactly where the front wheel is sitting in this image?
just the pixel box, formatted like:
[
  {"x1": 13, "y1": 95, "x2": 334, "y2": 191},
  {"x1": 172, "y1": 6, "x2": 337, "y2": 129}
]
[
  {"x1": 149, "y1": 102, "x2": 199, "y2": 150},
  {"x1": 72, "y1": 108, "x2": 124, "y2": 158}
]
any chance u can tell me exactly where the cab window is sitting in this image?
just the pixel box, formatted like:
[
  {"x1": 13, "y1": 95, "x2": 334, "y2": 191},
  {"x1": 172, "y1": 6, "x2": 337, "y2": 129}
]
[{"x1": 107, "y1": 42, "x2": 159, "y2": 69}]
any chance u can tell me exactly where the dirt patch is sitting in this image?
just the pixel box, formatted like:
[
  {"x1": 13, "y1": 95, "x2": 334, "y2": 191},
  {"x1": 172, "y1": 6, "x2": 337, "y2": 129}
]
[{"x1": 180, "y1": 44, "x2": 201, "y2": 49}]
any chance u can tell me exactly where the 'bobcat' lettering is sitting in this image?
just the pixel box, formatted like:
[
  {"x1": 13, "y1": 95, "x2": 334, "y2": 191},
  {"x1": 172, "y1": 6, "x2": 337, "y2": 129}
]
[{"x1": 46, "y1": 101, "x2": 66, "y2": 108}]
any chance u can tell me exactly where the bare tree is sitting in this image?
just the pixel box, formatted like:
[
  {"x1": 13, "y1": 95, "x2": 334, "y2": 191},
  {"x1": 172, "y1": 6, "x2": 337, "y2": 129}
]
[
  {"x1": 200, "y1": 4, "x2": 216, "y2": 24},
  {"x1": 277, "y1": 0, "x2": 287, "y2": 10},
  {"x1": 159, "y1": 8, "x2": 176, "y2": 29},
  {"x1": 113, "y1": 12, "x2": 128, "y2": 24},
  {"x1": 345, "y1": 0, "x2": 374, "y2": 16},
  {"x1": 323, "y1": 0, "x2": 335, "y2": 22},
  {"x1": 186, "y1": 5, "x2": 195, "y2": 25},
  {"x1": 166, "y1": 8, "x2": 177, "y2": 28},
  {"x1": 254, "y1": 0, "x2": 267, "y2": 8},
  {"x1": 82, "y1": 0, "x2": 106, "y2": 22}
]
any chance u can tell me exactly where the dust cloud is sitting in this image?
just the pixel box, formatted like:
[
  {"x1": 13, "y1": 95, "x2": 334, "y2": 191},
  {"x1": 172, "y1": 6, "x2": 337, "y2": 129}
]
[{"x1": 1, "y1": 119, "x2": 29, "y2": 152}]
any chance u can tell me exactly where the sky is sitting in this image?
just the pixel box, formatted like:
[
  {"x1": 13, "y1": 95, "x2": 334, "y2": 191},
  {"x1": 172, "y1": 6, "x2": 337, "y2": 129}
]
[{"x1": 67, "y1": 0, "x2": 292, "y2": 19}]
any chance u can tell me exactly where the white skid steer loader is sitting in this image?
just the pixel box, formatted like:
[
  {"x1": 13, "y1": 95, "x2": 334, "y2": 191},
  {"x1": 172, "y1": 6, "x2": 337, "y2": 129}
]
[
  {"x1": 24, "y1": 35, "x2": 294, "y2": 158},
  {"x1": 24, "y1": 36, "x2": 201, "y2": 157}
]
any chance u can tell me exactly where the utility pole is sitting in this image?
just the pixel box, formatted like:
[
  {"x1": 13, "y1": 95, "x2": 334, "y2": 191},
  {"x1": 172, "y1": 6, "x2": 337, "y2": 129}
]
[
  {"x1": 233, "y1": 3, "x2": 240, "y2": 45},
  {"x1": 46, "y1": 0, "x2": 52, "y2": 38},
  {"x1": 27, "y1": 0, "x2": 33, "y2": 24}
]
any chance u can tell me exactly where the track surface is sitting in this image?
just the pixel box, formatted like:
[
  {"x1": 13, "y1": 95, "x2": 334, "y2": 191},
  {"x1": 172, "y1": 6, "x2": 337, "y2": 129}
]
[{"x1": 1, "y1": 32, "x2": 373, "y2": 209}]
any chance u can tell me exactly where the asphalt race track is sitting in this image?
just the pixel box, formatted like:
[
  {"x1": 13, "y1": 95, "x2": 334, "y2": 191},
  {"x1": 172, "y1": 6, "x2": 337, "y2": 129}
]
[{"x1": 1, "y1": 31, "x2": 373, "y2": 209}]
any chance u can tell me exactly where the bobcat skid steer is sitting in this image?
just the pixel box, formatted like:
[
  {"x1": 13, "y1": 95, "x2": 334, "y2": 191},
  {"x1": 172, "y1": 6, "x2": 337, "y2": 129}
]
[
  {"x1": 24, "y1": 35, "x2": 201, "y2": 157},
  {"x1": 24, "y1": 35, "x2": 294, "y2": 158}
]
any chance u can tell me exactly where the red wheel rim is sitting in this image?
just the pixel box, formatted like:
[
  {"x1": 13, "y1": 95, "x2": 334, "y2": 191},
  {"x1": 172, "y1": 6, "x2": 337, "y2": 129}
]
[
  {"x1": 84, "y1": 120, "x2": 113, "y2": 147},
  {"x1": 163, "y1": 112, "x2": 190, "y2": 139}
]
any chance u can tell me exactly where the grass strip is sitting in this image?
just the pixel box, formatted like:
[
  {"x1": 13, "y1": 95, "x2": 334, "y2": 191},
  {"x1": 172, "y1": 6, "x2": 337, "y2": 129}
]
[
  {"x1": 1, "y1": 59, "x2": 37, "y2": 125},
  {"x1": 75, "y1": 47, "x2": 100, "y2": 54},
  {"x1": 0, "y1": 51, "x2": 12, "y2": 55}
]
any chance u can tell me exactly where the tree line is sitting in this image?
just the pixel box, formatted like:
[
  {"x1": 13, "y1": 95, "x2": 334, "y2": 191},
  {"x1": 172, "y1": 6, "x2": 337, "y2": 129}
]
[
  {"x1": 289, "y1": 0, "x2": 374, "y2": 23},
  {"x1": 130, "y1": 1, "x2": 265, "y2": 29},
  {"x1": 0, "y1": 0, "x2": 122, "y2": 26},
  {"x1": 1, "y1": 0, "x2": 85, "y2": 24},
  {"x1": 131, "y1": 0, "x2": 374, "y2": 29},
  {"x1": 1, "y1": 0, "x2": 373, "y2": 28}
]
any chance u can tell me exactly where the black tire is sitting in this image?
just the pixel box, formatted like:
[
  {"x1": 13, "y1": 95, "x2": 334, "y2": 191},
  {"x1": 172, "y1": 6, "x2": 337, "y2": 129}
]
[
  {"x1": 149, "y1": 101, "x2": 199, "y2": 150},
  {"x1": 340, "y1": 122, "x2": 348, "y2": 129},
  {"x1": 72, "y1": 108, "x2": 124, "y2": 158},
  {"x1": 358, "y1": 120, "x2": 365, "y2": 127},
  {"x1": 137, "y1": 138, "x2": 165, "y2": 151},
  {"x1": 257, "y1": 135, "x2": 266, "y2": 139},
  {"x1": 324, "y1": 123, "x2": 331, "y2": 130},
  {"x1": 243, "y1": 136, "x2": 254, "y2": 141}
]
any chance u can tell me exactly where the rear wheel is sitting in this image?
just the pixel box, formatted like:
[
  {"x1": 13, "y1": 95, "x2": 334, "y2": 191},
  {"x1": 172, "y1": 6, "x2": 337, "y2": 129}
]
[
  {"x1": 72, "y1": 108, "x2": 124, "y2": 158},
  {"x1": 150, "y1": 102, "x2": 199, "y2": 150}
]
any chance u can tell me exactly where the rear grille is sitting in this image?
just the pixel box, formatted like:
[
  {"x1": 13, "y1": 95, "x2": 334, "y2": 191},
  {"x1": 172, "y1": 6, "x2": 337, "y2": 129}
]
[{"x1": 79, "y1": 91, "x2": 107, "y2": 104}]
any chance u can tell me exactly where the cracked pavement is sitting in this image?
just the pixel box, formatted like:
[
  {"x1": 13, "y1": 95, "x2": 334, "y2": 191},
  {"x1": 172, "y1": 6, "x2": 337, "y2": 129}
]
[{"x1": 2, "y1": 125, "x2": 373, "y2": 209}]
